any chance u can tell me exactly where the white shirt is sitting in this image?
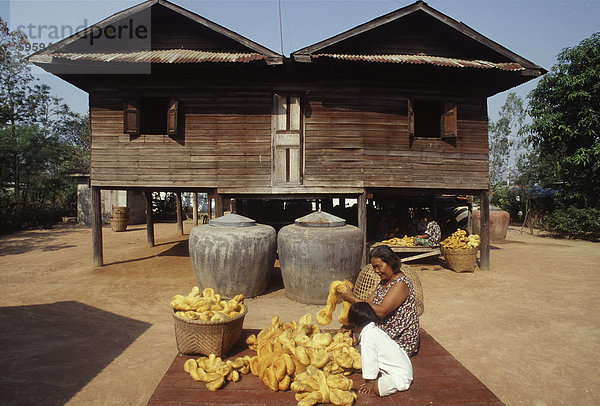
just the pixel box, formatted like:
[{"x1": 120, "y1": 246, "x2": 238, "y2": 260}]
[{"x1": 359, "y1": 322, "x2": 413, "y2": 386}]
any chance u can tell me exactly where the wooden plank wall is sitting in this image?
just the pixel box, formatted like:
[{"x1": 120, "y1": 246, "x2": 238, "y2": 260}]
[
  {"x1": 304, "y1": 86, "x2": 489, "y2": 190},
  {"x1": 90, "y1": 89, "x2": 272, "y2": 189},
  {"x1": 90, "y1": 83, "x2": 488, "y2": 192}
]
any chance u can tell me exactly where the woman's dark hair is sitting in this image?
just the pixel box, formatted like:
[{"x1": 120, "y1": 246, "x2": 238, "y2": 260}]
[
  {"x1": 369, "y1": 245, "x2": 402, "y2": 274},
  {"x1": 348, "y1": 302, "x2": 377, "y2": 329}
]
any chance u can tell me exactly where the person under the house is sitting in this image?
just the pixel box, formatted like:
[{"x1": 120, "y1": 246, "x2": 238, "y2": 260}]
[
  {"x1": 338, "y1": 244, "x2": 420, "y2": 357},
  {"x1": 375, "y1": 213, "x2": 390, "y2": 241},
  {"x1": 413, "y1": 214, "x2": 441, "y2": 247}
]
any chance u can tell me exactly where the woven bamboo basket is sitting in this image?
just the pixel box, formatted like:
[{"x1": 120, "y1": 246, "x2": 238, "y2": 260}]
[
  {"x1": 353, "y1": 264, "x2": 381, "y2": 301},
  {"x1": 402, "y1": 265, "x2": 425, "y2": 316},
  {"x1": 110, "y1": 206, "x2": 129, "y2": 232},
  {"x1": 172, "y1": 305, "x2": 248, "y2": 357},
  {"x1": 353, "y1": 264, "x2": 424, "y2": 316},
  {"x1": 444, "y1": 246, "x2": 477, "y2": 273}
]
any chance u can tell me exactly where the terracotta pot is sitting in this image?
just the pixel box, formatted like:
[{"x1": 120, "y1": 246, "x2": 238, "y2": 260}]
[{"x1": 472, "y1": 209, "x2": 510, "y2": 241}]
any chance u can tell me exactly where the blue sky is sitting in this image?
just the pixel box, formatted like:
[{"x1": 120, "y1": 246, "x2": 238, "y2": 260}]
[{"x1": 2, "y1": 0, "x2": 599, "y2": 121}]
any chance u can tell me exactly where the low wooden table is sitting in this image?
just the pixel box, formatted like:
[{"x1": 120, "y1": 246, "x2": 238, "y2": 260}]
[
  {"x1": 372, "y1": 244, "x2": 442, "y2": 263},
  {"x1": 148, "y1": 329, "x2": 503, "y2": 405},
  {"x1": 394, "y1": 246, "x2": 442, "y2": 263}
]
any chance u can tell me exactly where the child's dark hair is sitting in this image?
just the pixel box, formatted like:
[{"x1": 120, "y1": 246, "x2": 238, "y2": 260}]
[{"x1": 348, "y1": 302, "x2": 377, "y2": 329}]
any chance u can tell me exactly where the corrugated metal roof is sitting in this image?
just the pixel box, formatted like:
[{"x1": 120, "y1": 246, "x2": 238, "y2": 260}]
[
  {"x1": 312, "y1": 53, "x2": 524, "y2": 71},
  {"x1": 50, "y1": 49, "x2": 266, "y2": 63}
]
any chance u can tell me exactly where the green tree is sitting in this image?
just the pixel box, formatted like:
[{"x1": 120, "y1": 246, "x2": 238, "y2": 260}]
[
  {"x1": 527, "y1": 32, "x2": 600, "y2": 208},
  {"x1": 0, "y1": 18, "x2": 35, "y2": 215},
  {"x1": 0, "y1": 17, "x2": 90, "y2": 231},
  {"x1": 54, "y1": 108, "x2": 90, "y2": 174},
  {"x1": 488, "y1": 92, "x2": 527, "y2": 188}
]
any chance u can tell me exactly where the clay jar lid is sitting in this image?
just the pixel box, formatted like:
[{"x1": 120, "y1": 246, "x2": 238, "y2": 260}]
[
  {"x1": 294, "y1": 211, "x2": 346, "y2": 228},
  {"x1": 209, "y1": 213, "x2": 256, "y2": 227}
]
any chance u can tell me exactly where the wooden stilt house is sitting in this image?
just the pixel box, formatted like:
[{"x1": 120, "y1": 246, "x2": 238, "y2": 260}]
[{"x1": 30, "y1": 0, "x2": 545, "y2": 267}]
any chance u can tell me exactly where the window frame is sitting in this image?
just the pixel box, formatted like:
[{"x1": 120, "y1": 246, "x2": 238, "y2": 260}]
[
  {"x1": 122, "y1": 97, "x2": 180, "y2": 137},
  {"x1": 408, "y1": 98, "x2": 457, "y2": 141},
  {"x1": 271, "y1": 93, "x2": 304, "y2": 186}
]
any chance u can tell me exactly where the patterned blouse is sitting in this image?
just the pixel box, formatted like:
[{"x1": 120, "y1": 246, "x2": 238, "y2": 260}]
[
  {"x1": 425, "y1": 220, "x2": 442, "y2": 247},
  {"x1": 372, "y1": 273, "x2": 420, "y2": 357}
]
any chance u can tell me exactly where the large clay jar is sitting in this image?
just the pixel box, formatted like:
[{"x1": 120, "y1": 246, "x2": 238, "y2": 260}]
[
  {"x1": 472, "y1": 208, "x2": 510, "y2": 241},
  {"x1": 277, "y1": 211, "x2": 363, "y2": 305},
  {"x1": 188, "y1": 213, "x2": 276, "y2": 298}
]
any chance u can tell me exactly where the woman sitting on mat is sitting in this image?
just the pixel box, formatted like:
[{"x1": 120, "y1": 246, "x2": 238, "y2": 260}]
[{"x1": 339, "y1": 244, "x2": 420, "y2": 357}]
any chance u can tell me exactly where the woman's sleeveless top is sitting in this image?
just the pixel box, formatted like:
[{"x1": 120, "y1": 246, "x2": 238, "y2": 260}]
[{"x1": 372, "y1": 274, "x2": 420, "y2": 356}]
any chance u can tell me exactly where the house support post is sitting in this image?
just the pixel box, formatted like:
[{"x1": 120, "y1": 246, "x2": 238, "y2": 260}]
[
  {"x1": 215, "y1": 193, "x2": 224, "y2": 217},
  {"x1": 193, "y1": 192, "x2": 198, "y2": 226},
  {"x1": 358, "y1": 190, "x2": 368, "y2": 265},
  {"x1": 467, "y1": 195, "x2": 474, "y2": 235},
  {"x1": 91, "y1": 186, "x2": 103, "y2": 267},
  {"x1": 176, "y1": 192, "x2": 183, "y2": 235},
  {"x1": 480, "y1": 190, "x2": 490, "y2": 271},
  {"x1": 145, "y1": 191, "x2": 155, "y2": 247}
]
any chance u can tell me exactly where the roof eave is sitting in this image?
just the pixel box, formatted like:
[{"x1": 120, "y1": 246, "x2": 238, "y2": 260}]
[
  {"x1": 291, "y1": 0, "x2": 545, "y2": 73},
  {"x1": 28, "y1": 0, "x2": 158, "y2": 59},
  {"x1": 292, "y1": 0, "x2": 425, "y2": 56},
  {"x1": 155, "y1": 0, "x2": 282, "y2": 62},
  {"x1": 28, "y1": 0, "x2": 283, "y2": 65}
]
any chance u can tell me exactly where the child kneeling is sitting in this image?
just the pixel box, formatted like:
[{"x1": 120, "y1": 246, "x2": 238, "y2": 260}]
[{"x1": 348, "y1": 302, "x2": 413, "y2": 396}]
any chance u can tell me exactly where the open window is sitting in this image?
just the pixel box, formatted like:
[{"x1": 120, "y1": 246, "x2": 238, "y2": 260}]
[
  {"x1": 123, "y1": 97, "x2": 179, "y2": 136},
  {"x1": 408, "y1": 99, "x2": 457, "y2": 140}
]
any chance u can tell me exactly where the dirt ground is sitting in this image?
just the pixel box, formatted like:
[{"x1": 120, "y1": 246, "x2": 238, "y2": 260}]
[{"x1": 0, "y1": 220, "x2": 598, "y2": 406}]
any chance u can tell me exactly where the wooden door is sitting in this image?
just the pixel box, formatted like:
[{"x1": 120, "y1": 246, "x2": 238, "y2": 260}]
[{"x1": 272, "y1": 94, "x2": 303, "y2": 185}]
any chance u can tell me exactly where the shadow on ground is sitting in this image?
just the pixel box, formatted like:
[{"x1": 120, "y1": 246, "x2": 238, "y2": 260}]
[
  {"x1": 0, "y1": 301, "x2": 151, "y2": 406},
  {"x1": 103, "y1": 239, "x2": 190, "y2": 267},
  {"x1": 0, "y1": 227, "x2": 84, "y2": 256},
  {"x1": 158, "y1": 240, "x2": 189, "y2": 257}
]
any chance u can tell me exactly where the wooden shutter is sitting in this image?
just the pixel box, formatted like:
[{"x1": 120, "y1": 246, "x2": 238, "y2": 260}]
[
  {"x1": 408, "y1": 99, "x2": 415, "y2": 138},
  {"x1": 273, "y1": 94, "x2": 302, "y2": 185},
  {"x1": 123, "y1": 100, "x2": 139, "y2": 135},
  {"x1": 167, "y1": 98, "x2": 178, "y2": 136},
  {"x1": 441, "y1": 103, "x2": 457, "y2": 139}
]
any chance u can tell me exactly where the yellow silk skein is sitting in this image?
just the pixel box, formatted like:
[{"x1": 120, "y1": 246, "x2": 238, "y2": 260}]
[{"x1": 316, "y1": 280, "x2": 354, "y2": 326}]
